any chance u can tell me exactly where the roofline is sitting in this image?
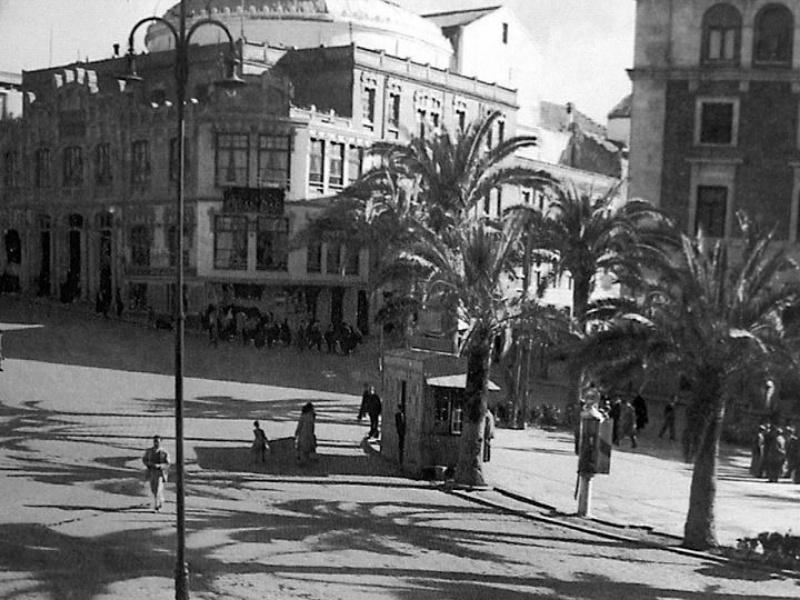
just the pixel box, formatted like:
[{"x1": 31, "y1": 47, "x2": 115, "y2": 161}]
[{"x1": 421, "y1": 5, "x2": 503, "y2": 19}]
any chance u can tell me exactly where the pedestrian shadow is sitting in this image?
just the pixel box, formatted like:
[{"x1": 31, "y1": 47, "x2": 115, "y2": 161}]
[{"x1": 193, "y1": 437, "x2": 401, "y2": 478}]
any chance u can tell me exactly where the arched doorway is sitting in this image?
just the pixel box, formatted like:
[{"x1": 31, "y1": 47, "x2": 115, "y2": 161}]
[
  {"x1": 61, "y1": 214, "x2": 83, "y2": 302},
  {"x1": 96, "y1": 212, "x2": 113, "y2": 314}
]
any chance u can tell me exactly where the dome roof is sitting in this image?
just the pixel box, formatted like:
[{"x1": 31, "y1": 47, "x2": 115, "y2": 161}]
[{"x1": 147, "y1": 0, "x2": 453, "y2": 68}]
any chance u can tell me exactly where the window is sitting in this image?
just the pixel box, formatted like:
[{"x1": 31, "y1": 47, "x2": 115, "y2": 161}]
[
  {"x1": 256, "y1": 217, "x2": 289, "y2": 271},
  {"x1": 696, "y1": 99, "x2": 738, "y2": 146},
  {"x1": 456, "y1": 107, "x2": 466, "y2": 132},
  {"x1": 701, "y1": 4, "x2": 742, "y2": 65},
  {"x1": 215, "y1": 133, "x2": 249, "y2": 187},
  {"x1": 3, "y1": 150, "x2": 19, "y2": 189},
  {"x1": 213, "y1": 215, "x2": 248, "y2": 270},
  {"x1": 307, "y1": 241, "x2": 322, "y2": 273},
  {"x1": 309, "y1": 138, "x2": 325, "y2": 191},
  {"x1": 754, "y1": 4, "x2": 794, "y2": 66},
  {"x1": 362, "y1": 85, "x2": 377, "y2": 125},
  {"x1": 167, "y1": 223, "x2": 190, "y2": 268},
  {"x1": 35, "y1": 148, "x2": 51, "y2": 188},
  {"x1": 496, "y1": 188, "x2": 503, "y2": 216},
  {"x1": 328, "y1": 142, "x2": 345, "y2": 189},
  {"x1": 696, "y1": 185, "x2": 728, "y2": 237},
  {"x1": 433, "y1": 387, "x2": 463, "y2": 435},
  {"x1": 344, "y1": 243, "x2": 360, "y2": 276},
  {"x1": 258, "y1": 134, "x2": 291, "y2": 188},
  {"x1": 95, "y1": 143, "x2": 112, "y2": 185},
  {"x1": 388, "y1": 91, "x2": 401, "y2": 128},
  {"x1": 326, "y1": 242, "x2": 342, "y2": 275},
  {"x1": 497, "y1": 119, "x2": 505, "y2": 144},
  {"x1": 502, "y1": 22, "x2": 509, "y2": 44},
  {"x1": 522, "y1": 189, "x2": 532, "y2": 204},
  {"x1": 169, "y1": 137, "x2": 190, "y2": 184},
  {"x1": 131, "y1": 140, "x2": 151, "y2": 185},
  {"x1": 347, "y1": 145, "x2": 363, "y2": 183},
  {"x1": 130, "y1": 224, "x2": 151, "y2": 267},
  {"x1": 63, "y1": 146, "x2": 83, "y2": 187}
]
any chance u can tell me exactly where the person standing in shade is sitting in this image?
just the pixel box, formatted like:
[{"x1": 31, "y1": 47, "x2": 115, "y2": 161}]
[
  {"x1": 142, "y1": 435, "x2": 170, "y2": 511},
  {"x1": 395, "y1": 399, "x2": 407, "y2": 465},
  {"x1": 295, "y1": 402, "x2": 317, "y2": 464},
  {"x1": 659, "y1": 396, "x2": 678, "y2": 441},
  {"x1": 251, "y1": 420, "x2": 270, "y2": 463},
  {"x1": 632, "y1": 392, "x2": 649, "y2": 432},
  {"x1": 358, "y1": 384, "x2": 382, "y2": 439},
  {"x1": 483, "y1": 408, "x2": 496, "y2": 462},
  {"x1": 618, "y1": 397, "x2": 638, "y2": 448}
]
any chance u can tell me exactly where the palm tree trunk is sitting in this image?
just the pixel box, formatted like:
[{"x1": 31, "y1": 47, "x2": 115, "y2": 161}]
[
  {"x1": 454, "y1": 338, "x2": 491, "y2": 487},
  {"x1": 683, "y1": 373, "x2": 724, "y2": 550}
]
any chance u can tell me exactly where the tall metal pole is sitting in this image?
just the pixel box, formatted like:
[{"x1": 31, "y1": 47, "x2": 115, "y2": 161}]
[
  {"x1": 174, "y1": 0, "x2": 188, "y2": 597},
  {"x1": 120, "y1": 5, "x2": 242, "y2": 597}
]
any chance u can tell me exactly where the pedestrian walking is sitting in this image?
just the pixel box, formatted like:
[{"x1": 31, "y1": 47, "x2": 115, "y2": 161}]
[
  {"x1": 764, "y1": 425, "x2": 787, "y2": 483},
  {"x1": 395, "y1": 399, "x2": 407, "y2": 465},
  {"x1": 251, "y1": 420, "x2": 270, "y2": 463},
  {"x1": 295, "y1": 402, "x2": 317, "y2": 464},
  {"x1": 632, "y1": 392, "x2": 649, "y2": 431},
  {"x1": 658, "y1": 396, "x2": 677, "y2": 441},
  {"x1": 784, "y1": 426, "x2": 800, "y2": 484},
  {"x1": 618, "y1": 397, "x2": 638, "y2": 448},
  {"x1": 483, "y1": 409, "x2": 496, "y2": 462},
  {"x1": 750, "y1": 424, "x2": 767, "y2": 477},
  {"x1": 358, "y1": 384, "x2": 382, "y2": 439},
  {"x1": 142, "y1": 435, "x2": 170, "y2": 511},
  {"x1": 607, "y1": 395, "x2": 622, "y2": 445}
]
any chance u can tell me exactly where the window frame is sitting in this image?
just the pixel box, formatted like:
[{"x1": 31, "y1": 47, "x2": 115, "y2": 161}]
[
  {"x1": 129, "y1": 224, "x2": 151, "y2": 268},
  {"x1": 753, "y1": 3, "x2": 794, "y2": 67},
  {"x1": 95, "y1": 143, "x2": 112, "y2": 186},
  {"x1": 695, "y1": 184, "x2": 729, "y2": 238},
  {"x1": 63, "y1": 146, "x2": 83, "y2": 188},
  {"x1": 257, "y1": 133, "x2": 291, "y2": 189},
  {"x1": 701, "y1": 3, "x2": 742, "y2": 66},
  {"x1": 694, "y1": 97, "x2": 739, "y2": 147},
  {"x1": 307, "y1": 240, "x2": 322, "y2": 273},
  {"x1": 255, "y1": 216, "x2": 289, "y2": 272},
  {"x1": 35, "y1": 147, "x2": 51, "y2": 189},
  {"x1": 328, "y1": 141, "x2": 345, "y2": 189},
  {"x1": 309, "y1": 138, "x2": 325, "y2": 191},
  {"x1": 215, "y1": 132, "x2": 249, "y2": 187},
  {"x1": 213, "y1": 214, "x2": 248, "y2": 270},
  {"x1": 131, "y1": 139, "x2": 151, "y2": 185}
]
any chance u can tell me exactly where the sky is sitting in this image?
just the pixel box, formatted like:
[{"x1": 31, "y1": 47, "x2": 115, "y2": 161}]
[{"x1": 0, "y1": 0, "x2": 636, "y2": 123}]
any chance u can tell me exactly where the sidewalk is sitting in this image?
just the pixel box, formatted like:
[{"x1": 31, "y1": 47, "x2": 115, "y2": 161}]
[{"x1": 485, "y1": 425, "x2": 800, "y2": 546}]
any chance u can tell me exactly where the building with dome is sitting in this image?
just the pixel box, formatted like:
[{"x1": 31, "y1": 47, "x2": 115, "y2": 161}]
[{"x1": 0, "y1": 0, "x2": 529, "y2": 330}]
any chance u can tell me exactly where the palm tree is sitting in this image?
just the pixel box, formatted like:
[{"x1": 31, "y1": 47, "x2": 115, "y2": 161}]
[
  {"x1": 381, "y1": 217, "x2": 520, "y2": 486},
  {"x1": 506, "y1": 185, "x2": 675, "y2": 408},
  {"x1": 578, "y1": 212, "x2": 800, "y2": 550}
]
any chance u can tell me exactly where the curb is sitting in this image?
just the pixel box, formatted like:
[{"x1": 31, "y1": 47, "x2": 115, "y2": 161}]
[{"x1": 448, "y1": 484, "x2": 800, "y2": 578}]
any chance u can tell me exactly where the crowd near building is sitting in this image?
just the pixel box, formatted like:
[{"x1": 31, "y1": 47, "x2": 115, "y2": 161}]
[{"x1": 0, "y1": 0, "x2": 625, "y2": 332}]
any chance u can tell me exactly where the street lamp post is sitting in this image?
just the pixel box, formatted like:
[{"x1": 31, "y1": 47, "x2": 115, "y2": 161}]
[{"x1": 120, "y1": 2, "x2": 244, "y2": 598}]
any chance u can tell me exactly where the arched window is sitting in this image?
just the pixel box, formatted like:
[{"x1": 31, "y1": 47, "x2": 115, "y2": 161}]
[
  {"x1": 130, "y1": 225, "x2": 150, "y2": 267},
  {"x1": 753, "y1": 3, "x2": 794, "y2": 66},
  {"x1": 701, "y1": 4, "x2": 742, "y2": 65}
]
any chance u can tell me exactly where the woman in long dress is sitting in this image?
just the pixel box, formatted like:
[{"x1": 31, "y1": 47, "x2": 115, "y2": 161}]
[{"x1": 295, "y1": 402, "x2": 317, "y2": 464}]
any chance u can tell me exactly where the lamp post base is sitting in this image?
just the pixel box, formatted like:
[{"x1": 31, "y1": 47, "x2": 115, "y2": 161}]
[{"x1": 175, "y1": 561, "x2": 189, "y2": 600}]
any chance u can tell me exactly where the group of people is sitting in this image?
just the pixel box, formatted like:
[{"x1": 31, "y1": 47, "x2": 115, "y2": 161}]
[
  {"x1": 587, "y1": 391, "x2": 650, "y2": 449},
  {"x1": 203, "y1": 303, "x2": 363, "y2": 356},
  {"x1": 750, "y1": 423, "x2": 800, "y2": 483}
]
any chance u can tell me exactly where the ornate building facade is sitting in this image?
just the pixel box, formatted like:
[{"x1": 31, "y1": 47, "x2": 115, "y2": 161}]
[{"x1": 0, "y1": 1, "x2": 520, "y2": 331}]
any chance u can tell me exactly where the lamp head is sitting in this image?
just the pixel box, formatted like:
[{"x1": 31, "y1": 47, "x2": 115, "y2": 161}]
[
  {"x1": 117, "y1": 51, "x2": 144, "y2": 84},
  {"x1": 214, "y1": 56, "x2": 246, "y2": 90}
]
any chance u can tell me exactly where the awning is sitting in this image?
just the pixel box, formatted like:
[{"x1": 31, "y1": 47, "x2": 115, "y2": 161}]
[{"x1": 426, "y1": 374, "x2": 500, "y2": 391}]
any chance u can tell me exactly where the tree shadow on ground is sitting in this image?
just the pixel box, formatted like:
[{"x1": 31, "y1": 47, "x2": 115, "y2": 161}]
[{"x1": 194, "y1": 437, "x2": 401, "y2": 479}]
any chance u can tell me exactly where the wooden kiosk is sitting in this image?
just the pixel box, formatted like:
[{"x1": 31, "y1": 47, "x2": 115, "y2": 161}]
[{"x1": 381, "y1": 348, "x2": 500, "y2": 477}]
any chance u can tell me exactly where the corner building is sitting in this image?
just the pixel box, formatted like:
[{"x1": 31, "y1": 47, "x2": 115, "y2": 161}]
[
  {"x1": 629, "y1": 0, "x2": 800, "y2": 240},
  {"x1": 0, "y1": 0, "x2": 517, "y2": 331}
]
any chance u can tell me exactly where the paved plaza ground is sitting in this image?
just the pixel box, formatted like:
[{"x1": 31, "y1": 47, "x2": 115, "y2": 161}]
[{"x1": 0, "y1": 296, "x2": 798, "y2": 599}]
